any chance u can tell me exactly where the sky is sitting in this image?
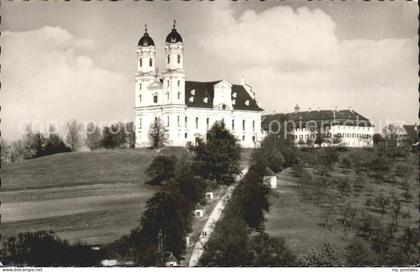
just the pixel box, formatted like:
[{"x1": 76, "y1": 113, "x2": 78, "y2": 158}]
[{"x1": 1, "y1": 1, "x2": 418, "y2": 140}]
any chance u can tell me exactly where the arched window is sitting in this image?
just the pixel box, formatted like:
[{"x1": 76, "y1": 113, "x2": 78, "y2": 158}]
[
  {"x1": 177, "y1": 80, "x2": 180, "y2": 87},
  {"x1": 167, "y1": 55, "x2": 170, "y2": 64},
  {"x1": 166, "y1": 92, "x2": 170, "y2": 100},
  {"x1": 139, "y1": 83, "x2": 142, "y2": 90},
  {"x1": 185, "y1": 117, "x2": 188, "y2": 128},
  {"x1": 139, "y1": 58, "x2": 142, "y2": 67},
  {"x1": 195, "y1": 117, "x2": 199, "y2": 129},
  {"x1": 206, "y1": 118, "x2": 210, "y2": 129},
  {"x1": 177, "y1": 55, "x2": 181, "y2": 64},
  {"x1": 177, "y1": 92, "x2": 181, "y2": 100},
  {"x1": 166, "y1": 116, "x2": 170, "y2": 127},
  {"x1": 242, "y1": 120, "x2": 246, "y2": 131},
  {"x1": 153, "y1": 93, "x2": 158, "y2": 103},
  {"x1": 139, "y1": 94, "x2": 142, "y2": 103},
  {"x1": 167, "y1": 80, "x2": 170, "y2": 87},
  {"x1": 252, "y1": 120, "x2": 255, "y2": 131},
  {"x1": 149, "y1": 58, "x2": 153, "y2": 67},
  {"x1": 177, "y1": 116, "x2": 181, "y2": 127},
  {"x1": 232, "y1": 119, "x2": 235, "y2": 130}
]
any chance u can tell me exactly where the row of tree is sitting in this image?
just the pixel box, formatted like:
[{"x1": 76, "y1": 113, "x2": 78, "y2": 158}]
[
  {"x1": 1, "y1": 121, "x2": 136, "y2": 163},
  {"x1": 104, "y1": 121, "x2": 243, "y2": 265}
]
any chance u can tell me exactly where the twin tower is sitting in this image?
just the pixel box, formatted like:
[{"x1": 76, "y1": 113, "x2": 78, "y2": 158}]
[{"x1": 135, "y1": 21, "x2": 185, "y2": 108}]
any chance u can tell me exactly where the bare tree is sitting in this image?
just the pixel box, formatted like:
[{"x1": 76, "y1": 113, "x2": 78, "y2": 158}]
[
  {"x1": 65, "y1": 119, "x2": 82, "y2": 151},
  {"x1": 86, "y1": 122, "x2": 101, "y2": 150}
]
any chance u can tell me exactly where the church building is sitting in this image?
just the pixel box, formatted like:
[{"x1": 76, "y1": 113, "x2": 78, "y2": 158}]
[{"x1": 134, "y1": 23, "x2": 263, "y2": 148}]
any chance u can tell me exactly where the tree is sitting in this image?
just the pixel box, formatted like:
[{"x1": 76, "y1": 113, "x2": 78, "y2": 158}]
[
  {"x1": 0, "y1": 231, "x2": 101, "y2": 266},
  {"x1": 43, "y1": 133, "x2": 71, "y2": 156},
  {"x1": 305, "y1": 138, "x2": 314, "y2": 148},
  {"x1": 101, "y1": 126, "x2": 115, "y2": 149},
  {"x1": 252, "y1": 137, "x2": 285, "y2": 173},
  {"x1": 86, "y1": 122, "x2": 102, "y2": 150},
  {"x1": 126, "y1": 122, "x2": 136, "y2": 148},
  {"x1": 346, "y1": 237, "x2": 376, "y2": 266},
  {"x1": 199, "y1": 215, "x2": 254, "y2": 266},
  {"x1": 394, "y1": 162, "x2": 412, "y2": 178},
  {"x1": 390, "y1": 191, "x2": 403, "y2": 227},
  {"x1": 164, "y1": 161, "x2": 207, "y2": 205},
  {"x1": 300, "y1": 242, "x2": 341, "y2": 266},
  {"x1": 235, "y1": 164, "x2": 271, "y2": 231},
  {"x1": 65, "y1": 119, "x2": 82, "y2": 151},
  {"x1": 382, "y1": 124, "x2": 400, "y2": 148},
  {"x1": 133, "y1": 190, "x2": 192, "y2": 264},
  {"x1": 1, "y1": 138, "x2": 10, "y2": 164},
  {"x1": 372, "y1": 133, "x2": 385, "y2": 146},
  {"x1": 332, "y1": 134, "x2": 342, "y2": 145},
  {"x1": 373, "y1": 192, "x2": 390, "y2": 216},
  {"x1": 191, "y1": 122, "x2": 241, "y2": 185},
  {"x1": 397, "y1": 227, "x2": 419, "y2": 265},
  {"x1": 146, "y1": 155, "x2": 178, "y2": 186},
  {"x1": 250, "y1": 233, "x2": 296, "y2": 266},
  {"x1": 368, "y1": 156, "x2": 391, "y2": 179},
  {"x1": 149, "y1": 118, "x2": 167, "y2": 149}
]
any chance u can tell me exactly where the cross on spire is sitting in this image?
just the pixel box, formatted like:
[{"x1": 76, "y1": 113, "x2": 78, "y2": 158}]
[
  {"x1": 173, "y1": 19, "x2": 176, "y2": 29},
  {"x1": 145, "y1": 24, "x2": 148, "y2": 33}
]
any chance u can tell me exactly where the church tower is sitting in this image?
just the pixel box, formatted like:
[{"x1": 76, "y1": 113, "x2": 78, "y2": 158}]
[
  {"x1": 162, "y1": 20, "x2": 185, "y2": 105},
  {"x1": 135, "y1": 25, "x2": 157, "y2": 107}
]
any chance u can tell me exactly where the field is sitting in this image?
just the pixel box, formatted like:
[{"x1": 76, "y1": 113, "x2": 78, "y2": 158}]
[
  {"x1": 266, "y1": 149, "x2": 419, "y2": 261},
  {"x1": 0, "y1": 148, "x2": 187, "y2": 245}
]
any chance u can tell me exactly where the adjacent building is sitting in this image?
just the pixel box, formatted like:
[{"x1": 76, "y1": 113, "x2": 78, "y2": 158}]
[
  {"x1": 262, "y1": 105, "x2": 375, "y2": 148},
  {"x1": 134, "y1": 23, "x2": 263, "y2": 148}
]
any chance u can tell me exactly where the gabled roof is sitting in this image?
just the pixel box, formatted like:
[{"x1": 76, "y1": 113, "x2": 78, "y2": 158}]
[
  {"x1": 262, "y1": 109, "x2": 373, "y2": 130},
  {"x1": 184, "y1": 80, "x2": 263, "y2": 111}
]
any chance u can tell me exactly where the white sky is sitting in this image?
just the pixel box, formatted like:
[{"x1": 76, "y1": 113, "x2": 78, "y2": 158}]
[{"x1": 1, "y1": 1, "x2": 418, "y2": 140}]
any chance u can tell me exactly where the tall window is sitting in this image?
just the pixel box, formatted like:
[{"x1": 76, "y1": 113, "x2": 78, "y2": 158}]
[
  {"x1": 177, "y1": 116, "x2": 180, "y2": 127},
  {"x1": 242, "y1": 120, "x2": 246, "y2": 131},
  {"x1": 232, "y1": 119, "x2": 235, "y2": 130},
  {"x1": 139, "y1": 94, "x2": 142, "y2": 103},
  {"x1": 167, "y1": 80, "x2": 170, "y2": 87},
  {"x1": 166, "y1": 116, "x2": 170, "y2": 127},
  {"x1": 139, "y1": 118, "x2": 142, "y2": 129},
  {"x1": 177, "y1": 92, "x2": 181, "y2": 100},
  {"x1": 153, "y1": 93, "x2": 158, "y2": 103},
  {"x1": 195, "y1": 117, "x2": 199, "y2": 129},
  {"x1": 206, "y1": 118, "x2": 210, "y2": 129},
  {"x1": 178, "y1": 80, "x2": 180, "y2": 87},
  {"x1": 252, "y1": 120, "x2": 255, "y2": 131},
  {"x1": 140, "y1": 58, "x2": 142, "y2": 67},
  {"x1": 177, "y1": 55, "x2": 181, "y2": 64},
  {"x1": 167, "y1": 55, "x2": 170, "y2": 64},
  {"x1": 166, "y1": 92, "x2": 170, "y2": 100},
  {"x1": 185, "y1": 117, "x2": 188, "y2": 128},
  {"x1": 139, "y1": 83, "x2": 142, "y2": 90},
  {"x1": 149, "y1": 58, "x2": 153, "y2": 67}
]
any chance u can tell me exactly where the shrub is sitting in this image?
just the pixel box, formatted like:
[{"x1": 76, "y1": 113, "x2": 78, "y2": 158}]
[{"x1": 145, "y1": 155, "x2": 178, "y2": 185}]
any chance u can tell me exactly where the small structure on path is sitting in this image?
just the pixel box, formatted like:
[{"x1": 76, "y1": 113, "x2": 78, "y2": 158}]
[
  {"x1": 186, "y1": 236, "x2": 191, "y2": 247},
  {"x1": 194, "y1": 204, "x2": 205, "y2": 218},
  {"x1": 206, "y1": 192, "x2": 214, "y2": 201},
  {"x1": 264, "y1": 168, "x2": 277, "y2": 189},
  {"x1": 165, "y1": 252, "x2": 178, "y2": 267}
]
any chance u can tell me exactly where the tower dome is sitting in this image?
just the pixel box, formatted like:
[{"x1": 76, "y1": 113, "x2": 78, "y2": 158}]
[
  {"x1": 166, "y1": 20, "x2": 183, "y2": 43},
  {"x1": 138, "y1": 25, "x2": 155, "y2": 47}
]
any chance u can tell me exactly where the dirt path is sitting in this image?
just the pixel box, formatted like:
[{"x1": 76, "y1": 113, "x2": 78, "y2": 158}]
[{"x1": 188, "y1": 167, "x2": 249, "y2": 267}]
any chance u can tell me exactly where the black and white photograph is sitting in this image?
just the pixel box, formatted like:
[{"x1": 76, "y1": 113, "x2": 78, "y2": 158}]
[{"x1": 0, "y1": 0, "x2": 418, "y2": 269}]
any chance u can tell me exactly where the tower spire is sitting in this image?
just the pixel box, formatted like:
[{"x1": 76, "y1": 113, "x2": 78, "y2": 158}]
[
  {"x1": 173, "y1": 19, "x2": 176, "y2": 29},
  {"x1": 145, "y1": 24, "x2": 148, "y2": 33}
]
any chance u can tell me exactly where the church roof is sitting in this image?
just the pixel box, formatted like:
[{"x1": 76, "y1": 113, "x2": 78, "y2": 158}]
[
  {"x1": 184, "y1": 80, "x2": 263, "y2": 111},
  {"x1": 262, "y1": 109, "x2": 373, "y2": 130},
  {"x1": 166, "y1": 22, "x2": 183, "y2": 43},
  {"x1": 138, "y1": 29, "x2": 155, "y2": 47}
]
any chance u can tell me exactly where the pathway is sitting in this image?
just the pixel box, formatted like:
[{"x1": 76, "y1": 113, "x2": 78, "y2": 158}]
[{"x1": 188, "y1": 167, "x2": 249, "y2": 267}]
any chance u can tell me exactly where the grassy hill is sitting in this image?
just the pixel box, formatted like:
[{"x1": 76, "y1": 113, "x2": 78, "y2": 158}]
[{"x1": 0, "y1": 148, "x2": 188, "y2": 245}]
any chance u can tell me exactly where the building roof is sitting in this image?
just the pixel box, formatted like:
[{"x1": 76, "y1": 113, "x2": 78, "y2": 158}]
[
  {"x1": 138, "y1": 30, "x2": 155, "y2": 47},
  {"x1": 166, "y1": 23, "x2": 183, "y2": 43},
  {"x1": 184, "y1": 80, "x2": 263, "y2": 111},
  {"x1": 262, "y1": 109, "x2": 373, "y2": 130}
]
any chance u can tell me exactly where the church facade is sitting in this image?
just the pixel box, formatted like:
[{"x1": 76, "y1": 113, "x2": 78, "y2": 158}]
[{"x1": 134, "y1": 23, "x2": 263, "y2": 148}]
